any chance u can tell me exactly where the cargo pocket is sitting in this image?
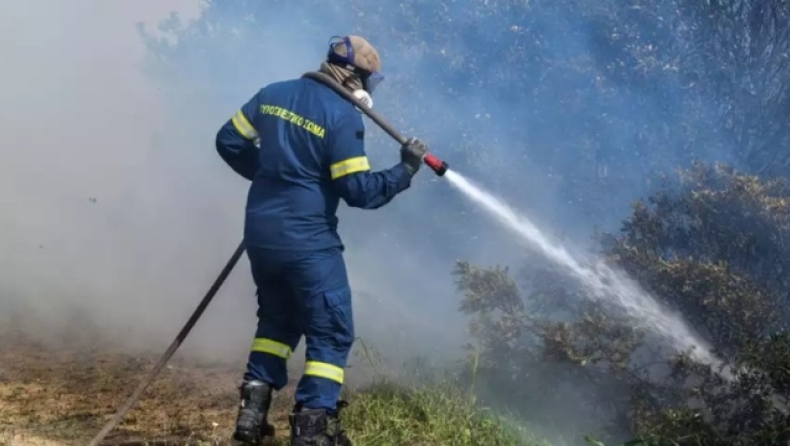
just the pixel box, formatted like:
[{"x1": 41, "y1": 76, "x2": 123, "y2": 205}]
[{"x1": 322, "y1": 287, "x2": 355, "y2": 348}]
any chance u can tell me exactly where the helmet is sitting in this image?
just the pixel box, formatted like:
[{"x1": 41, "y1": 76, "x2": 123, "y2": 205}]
[{"x1": 326, "y1": 35, "x2": 385, "y2": 94}]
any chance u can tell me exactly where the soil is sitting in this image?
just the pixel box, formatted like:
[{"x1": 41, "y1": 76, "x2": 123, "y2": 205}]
[{"x1": 0, "y1": 330, "x2": 296, "y2": 446}]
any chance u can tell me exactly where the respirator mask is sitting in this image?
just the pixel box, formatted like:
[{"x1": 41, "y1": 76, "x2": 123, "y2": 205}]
[
  {"x1": 327, "y1": 36, "x2": 384, "y2": 113},
  {"x1": 352, "y1": 89, "x2": 373, "y2": 111}
]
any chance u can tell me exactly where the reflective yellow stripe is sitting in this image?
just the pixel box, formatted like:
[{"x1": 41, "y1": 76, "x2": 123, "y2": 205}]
[
  {"x1": 330, "y1": 156, "x2": 371, "y2": 180},
  {"x1": 251, "y1": 338, "x2": 292, "y2": 359},
  {"x1": 304, "y1": 361, "x2": 344, "y2": 384},
  {"x1": 231, "y1": 109, "x2": 258, "y2": 140}
]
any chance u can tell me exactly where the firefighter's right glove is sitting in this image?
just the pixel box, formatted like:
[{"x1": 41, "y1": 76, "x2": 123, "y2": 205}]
[{"x1": 400, "y1": 137, "x2": 427, "y2": 176}]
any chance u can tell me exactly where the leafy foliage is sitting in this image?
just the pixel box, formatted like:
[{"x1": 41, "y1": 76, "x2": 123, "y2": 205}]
[{"x1": 456, "y1": 164, "x2": 790, "y2": 445}]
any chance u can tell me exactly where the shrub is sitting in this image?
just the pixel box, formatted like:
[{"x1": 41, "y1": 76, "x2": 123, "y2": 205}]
[{"x1": 456, "y1": 163, "x2": 790, "y2": 445}]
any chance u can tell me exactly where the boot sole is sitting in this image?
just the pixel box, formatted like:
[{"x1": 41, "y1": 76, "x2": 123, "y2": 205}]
[{"x1": 232, "y1": 425, "x2": 276, "y2": 445}]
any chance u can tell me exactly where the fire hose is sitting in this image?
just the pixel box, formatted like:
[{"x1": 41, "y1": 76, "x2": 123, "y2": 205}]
[
  {"x1": 86, "y1": 241, "x2": 246, "y2": 446},
  {"x1": 303, "y1": 71, "x2": 450, "y2": 177},
  {"x1": 87, "y1": 72, "x2": 447, "y2": 446}
]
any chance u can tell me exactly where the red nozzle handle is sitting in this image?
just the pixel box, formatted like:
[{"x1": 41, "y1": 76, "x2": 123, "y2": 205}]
[{"x1": 423, "y1": 153, "x2": 449, "y2": 177}]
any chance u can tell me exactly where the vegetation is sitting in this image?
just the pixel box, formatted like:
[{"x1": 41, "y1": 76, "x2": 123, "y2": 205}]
[
  {"x1": 455, "y1": 163, "x2": 790, "y2": 445},
  {"x1": 0, "y1": 331, "x2": 531, "y2": 446},
  {"x1": 340, "y1": 382, "x2": 538, "y2": 446}
]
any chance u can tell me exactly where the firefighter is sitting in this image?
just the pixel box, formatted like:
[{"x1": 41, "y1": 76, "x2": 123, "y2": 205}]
[{"x1": 215, "y1": 35, "x2": 427, "y2": 445}]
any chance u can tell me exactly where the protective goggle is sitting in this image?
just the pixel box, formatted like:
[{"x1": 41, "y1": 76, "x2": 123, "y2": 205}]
[{"x1": 327, "y1": 35, "x2": 385, "y2": 94}]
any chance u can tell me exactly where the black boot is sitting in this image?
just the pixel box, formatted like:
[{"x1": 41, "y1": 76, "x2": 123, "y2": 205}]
[
  {"x1": 233, "y1": 379, "x2": 275, "y2": 444},
  {"x1": 289, "y1": 401, "x2": 352, "y2": 446}
]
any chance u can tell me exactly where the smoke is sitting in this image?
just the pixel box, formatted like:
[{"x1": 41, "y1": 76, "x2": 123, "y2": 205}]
[
  {"x1": 0, "y1": 0, "x2": 470, "y2": 367},
  {"x1": 0, "y1": 0, "x2": 235, "y2": 350},
  {"x1": 0, "y1": 0, "x2": 766, "y2": 442}
]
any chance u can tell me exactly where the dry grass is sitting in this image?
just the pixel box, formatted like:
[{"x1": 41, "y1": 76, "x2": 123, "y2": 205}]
[
  {"x1": 0, "y1": 330, "x2": 534, "y2": 446},
  {"x1": 0, "y1": 331, "x2": 297, "y2": 446}
]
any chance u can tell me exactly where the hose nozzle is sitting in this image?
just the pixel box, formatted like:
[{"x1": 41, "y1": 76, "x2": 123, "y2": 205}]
[{"x1": 423, "y1": 153, "x2": 449, "y2": 177}]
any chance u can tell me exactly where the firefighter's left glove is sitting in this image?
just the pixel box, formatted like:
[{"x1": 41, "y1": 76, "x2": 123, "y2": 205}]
[{"x1": 400, "y1": 138, "x2": 427, "y2": 176}]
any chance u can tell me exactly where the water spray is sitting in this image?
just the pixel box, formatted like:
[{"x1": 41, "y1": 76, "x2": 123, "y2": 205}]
[
  {"x1": 303, "y1": 71, "x2": 728, "y2": 373},
  {"x1": 445, "y1": 171, "x2": 733, "y2": 379}
]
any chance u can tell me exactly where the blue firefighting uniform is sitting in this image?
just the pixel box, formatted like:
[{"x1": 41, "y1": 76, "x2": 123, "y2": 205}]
[{"x1": 215, "y1": 76, "x2": 413, "y2": 410}]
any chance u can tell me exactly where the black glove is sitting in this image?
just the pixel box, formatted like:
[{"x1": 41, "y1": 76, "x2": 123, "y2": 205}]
[{"x1": 400, "y1": 137, "x2": 427, "y2": 176}]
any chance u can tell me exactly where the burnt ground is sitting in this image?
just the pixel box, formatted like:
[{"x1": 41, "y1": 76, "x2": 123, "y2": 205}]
[{"x1": 0, "y1": 330, "x2": 298, "y2": 446}]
